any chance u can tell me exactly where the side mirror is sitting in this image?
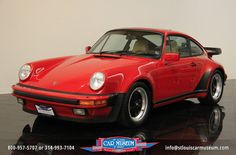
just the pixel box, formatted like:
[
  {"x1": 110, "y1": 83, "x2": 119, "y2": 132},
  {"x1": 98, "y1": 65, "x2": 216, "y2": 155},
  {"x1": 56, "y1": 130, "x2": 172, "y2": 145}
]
[
  {"x1": 164, "y1": 53, "x2": 179, "y2": 61},
  {"x1": 85, "y1": 46, "x2": 91, "y2": 54}
]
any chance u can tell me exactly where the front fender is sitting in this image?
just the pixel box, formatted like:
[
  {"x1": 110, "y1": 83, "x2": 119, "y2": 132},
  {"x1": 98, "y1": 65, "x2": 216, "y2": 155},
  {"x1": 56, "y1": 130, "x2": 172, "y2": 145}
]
[{"x1": 105, "y1": 62, "x2": 156, "y2": 94}]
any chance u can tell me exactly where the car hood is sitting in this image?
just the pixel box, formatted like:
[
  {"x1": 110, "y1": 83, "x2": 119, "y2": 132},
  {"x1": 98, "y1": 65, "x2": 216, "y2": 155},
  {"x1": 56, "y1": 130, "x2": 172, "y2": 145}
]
[{"x1": 23, "y1": 54, "x2": 151, "y2": 94}]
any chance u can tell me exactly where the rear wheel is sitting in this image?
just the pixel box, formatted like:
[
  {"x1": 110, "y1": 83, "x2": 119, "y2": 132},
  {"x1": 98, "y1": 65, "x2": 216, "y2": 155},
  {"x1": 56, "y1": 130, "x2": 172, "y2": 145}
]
[
  {"x1": 118, "y1": 82, "x2": 151, "y2": 127},
  {"x1": 198, "y1": 71, "x2": 224, "y2": 104}
]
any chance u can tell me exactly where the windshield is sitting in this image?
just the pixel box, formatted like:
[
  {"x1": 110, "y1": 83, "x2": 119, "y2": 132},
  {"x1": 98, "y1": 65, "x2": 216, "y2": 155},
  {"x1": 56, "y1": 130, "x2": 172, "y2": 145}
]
[{"x1": 90, "y1": 30, "x2": 163, "y2": 58}]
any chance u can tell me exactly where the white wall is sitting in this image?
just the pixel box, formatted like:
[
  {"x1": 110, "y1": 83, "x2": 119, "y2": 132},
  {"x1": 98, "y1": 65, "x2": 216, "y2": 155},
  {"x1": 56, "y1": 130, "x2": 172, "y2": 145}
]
[{"x1": 0, "y1": 0, "x2": 236, "y2": 93}]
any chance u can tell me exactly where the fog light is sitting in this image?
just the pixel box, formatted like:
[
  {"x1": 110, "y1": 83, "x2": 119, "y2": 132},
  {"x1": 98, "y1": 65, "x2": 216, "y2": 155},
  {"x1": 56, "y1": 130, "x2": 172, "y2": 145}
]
[
  {"x1": 73, "y1": 108, "x2": 86, "y2": 116},
  {"x1": 17, "y1": 98, "x2": 24, "y2": 104}
]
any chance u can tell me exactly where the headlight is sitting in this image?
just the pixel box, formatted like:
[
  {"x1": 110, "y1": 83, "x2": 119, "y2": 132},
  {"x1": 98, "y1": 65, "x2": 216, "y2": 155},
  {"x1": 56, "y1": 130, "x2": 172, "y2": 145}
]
[
  {"x1": 90, "y1": 72, "x2": 105, "y2": 90},
  {"x1": 18, "y1": 64, "x2": 32, "y2": 81}
]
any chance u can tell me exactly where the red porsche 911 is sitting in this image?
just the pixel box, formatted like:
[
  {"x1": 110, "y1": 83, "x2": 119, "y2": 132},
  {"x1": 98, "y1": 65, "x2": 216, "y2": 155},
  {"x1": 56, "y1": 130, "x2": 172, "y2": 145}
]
[{"x1": 12, "y1": 28, "x2": 226, "y2": 127}]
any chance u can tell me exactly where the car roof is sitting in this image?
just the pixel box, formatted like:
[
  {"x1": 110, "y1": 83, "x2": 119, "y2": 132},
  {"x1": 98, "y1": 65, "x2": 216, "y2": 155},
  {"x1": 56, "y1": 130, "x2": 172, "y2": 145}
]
[{"x1": 109, "y1": 27, "x2": 191, "y2": 37}]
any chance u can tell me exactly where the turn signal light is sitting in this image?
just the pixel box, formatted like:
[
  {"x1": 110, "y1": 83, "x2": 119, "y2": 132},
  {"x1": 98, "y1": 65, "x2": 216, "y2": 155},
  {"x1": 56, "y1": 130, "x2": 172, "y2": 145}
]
[{"x1": 80, "y1": 100, "x2": 107, "y2": 106}]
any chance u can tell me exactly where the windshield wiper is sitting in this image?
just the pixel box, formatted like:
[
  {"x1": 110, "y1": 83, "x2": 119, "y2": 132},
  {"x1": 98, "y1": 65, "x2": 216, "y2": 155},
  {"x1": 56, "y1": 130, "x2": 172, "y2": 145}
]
[
  {"x1": 132, "y1": 52, "x2": 160, "y2": 58},
  {"x1": 112, "y1": 50, "x2": 131, "y2": 56},
  {"x1": 99, "y1": 51, "x2": 110, "y2": 54},
  {"x1": 99, "y1": 50, "x2": 131, "y2": 56}
]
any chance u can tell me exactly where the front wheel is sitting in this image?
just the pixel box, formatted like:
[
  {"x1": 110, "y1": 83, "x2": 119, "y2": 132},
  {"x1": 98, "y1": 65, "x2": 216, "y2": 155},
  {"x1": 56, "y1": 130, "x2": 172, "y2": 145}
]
[
  {"x1": 118, "y1": 82, "x2": 151, "y2": 127},
  {"x1": 198, "y1": 71, "x2": 224, "y2": 104}
]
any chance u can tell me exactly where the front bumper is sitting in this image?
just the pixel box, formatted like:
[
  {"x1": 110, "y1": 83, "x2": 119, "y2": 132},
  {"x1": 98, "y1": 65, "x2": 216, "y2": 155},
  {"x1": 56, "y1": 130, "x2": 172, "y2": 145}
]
[{"x1": 12, "y1": 84, "x2": 125, "y2": 123}]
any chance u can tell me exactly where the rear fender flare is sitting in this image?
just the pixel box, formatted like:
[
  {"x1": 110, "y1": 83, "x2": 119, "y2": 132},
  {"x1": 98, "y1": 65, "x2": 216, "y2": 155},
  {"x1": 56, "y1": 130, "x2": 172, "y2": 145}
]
[{"x1": 195, "y1": 67, "x2": 225, "y2": 91}]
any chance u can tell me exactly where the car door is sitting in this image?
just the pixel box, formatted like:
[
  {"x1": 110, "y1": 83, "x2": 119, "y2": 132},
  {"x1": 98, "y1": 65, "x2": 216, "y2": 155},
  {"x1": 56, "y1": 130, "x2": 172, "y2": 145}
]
[
  {"x1": 172, "y1": 35, "x2": 201, "y2": 95},
  {"x1": 156, "y1": 35, "x2": 198, "y2": 101}
]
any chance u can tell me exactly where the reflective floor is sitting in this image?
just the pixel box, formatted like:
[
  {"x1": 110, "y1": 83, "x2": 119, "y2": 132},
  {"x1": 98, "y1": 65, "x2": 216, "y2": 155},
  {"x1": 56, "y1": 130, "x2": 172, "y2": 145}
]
[{"x1": 0, "y1": 80, "x2": 235, "y2": 155}]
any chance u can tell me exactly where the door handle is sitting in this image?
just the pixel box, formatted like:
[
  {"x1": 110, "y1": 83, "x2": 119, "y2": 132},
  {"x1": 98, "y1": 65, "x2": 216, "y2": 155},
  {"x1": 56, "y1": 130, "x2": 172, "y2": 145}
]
[{"x1": 190, "y1": 62, "x2": 197, "y2": 67}]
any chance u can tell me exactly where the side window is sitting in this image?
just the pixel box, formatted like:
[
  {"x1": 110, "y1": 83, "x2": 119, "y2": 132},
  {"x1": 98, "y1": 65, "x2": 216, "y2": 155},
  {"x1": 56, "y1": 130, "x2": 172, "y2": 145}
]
[
  {"x1": 166, "y1": 36, "x2": 190, "y2": 58},
  {"x1": 190, "y1": 40, "x2": 203, "y2": 56}
]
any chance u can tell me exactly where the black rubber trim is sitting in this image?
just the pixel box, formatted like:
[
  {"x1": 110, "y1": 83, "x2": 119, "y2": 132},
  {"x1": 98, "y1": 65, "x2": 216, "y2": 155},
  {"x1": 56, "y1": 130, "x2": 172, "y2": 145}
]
[
  {"x1": 195, "y1": 71, "x2": 212, "y2": 91},
  {"x1": 16, "y1": 83, "x2": 116, "y2": 96},
  {"x1": 154, "y1": 90, "x2": 207, "y2": 104},
  {"x1": 14, "y1": 90, "x2": 78, "y2": 105}
]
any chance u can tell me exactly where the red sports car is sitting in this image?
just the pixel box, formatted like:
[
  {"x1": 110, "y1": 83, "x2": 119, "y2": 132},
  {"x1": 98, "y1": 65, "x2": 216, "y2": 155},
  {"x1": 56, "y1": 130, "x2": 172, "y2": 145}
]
[{"x1": 12, "y1": 28, "x2": 226, "y2": 127}]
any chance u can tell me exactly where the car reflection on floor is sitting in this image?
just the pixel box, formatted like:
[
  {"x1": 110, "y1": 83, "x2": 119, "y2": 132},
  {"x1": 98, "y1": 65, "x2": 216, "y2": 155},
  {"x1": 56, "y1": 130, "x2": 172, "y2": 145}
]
[{"x1": 11, "y1": 100, "x2": 225, "y2": 155}]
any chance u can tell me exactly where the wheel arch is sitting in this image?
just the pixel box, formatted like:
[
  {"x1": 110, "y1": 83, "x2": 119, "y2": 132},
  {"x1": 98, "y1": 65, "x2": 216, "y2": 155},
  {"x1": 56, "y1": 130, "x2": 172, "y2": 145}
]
[
  {"x1": 195, "y1": 66, "x2": 226, "y2": 91},
  {"x1": 215, "y1": 67, "x2": 226, "y2": 83},
  {"x1": 131, "y1": 78, "x2": 154, "y2": 104}
]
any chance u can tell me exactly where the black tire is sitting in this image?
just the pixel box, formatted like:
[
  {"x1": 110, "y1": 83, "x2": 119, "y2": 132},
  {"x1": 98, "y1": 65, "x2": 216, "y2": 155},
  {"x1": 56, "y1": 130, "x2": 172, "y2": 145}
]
[
  {"x1": 118, "y1": 82, "x2": 151, "y2": 127},
  {"x1": 198, "y1": 70, "x2": 224, "y2": 105}
]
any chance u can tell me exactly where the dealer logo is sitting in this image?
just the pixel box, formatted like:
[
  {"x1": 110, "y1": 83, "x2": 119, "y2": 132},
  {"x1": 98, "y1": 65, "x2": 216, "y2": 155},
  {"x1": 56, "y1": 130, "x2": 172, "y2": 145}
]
[{"x1": 81, "y1": 136, "x2": 158, "y2": 153}]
